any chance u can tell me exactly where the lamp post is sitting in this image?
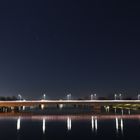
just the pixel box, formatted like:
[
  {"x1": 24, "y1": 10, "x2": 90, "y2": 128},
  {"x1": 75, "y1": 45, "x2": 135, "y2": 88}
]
[
  {"x1": 90, "y1": 94, "x2": 93, "y2": 100},
  {"x1": 67, "y1": 94, "x2": 71, "y2": 100},
  {"x1": 18, "y1": 94, "x2": 22, "y2": 101},
  {"x1": 94, "y1": 94, "x2": 97, "y2": 100},
  {"x1": 119, "y1": 94, "x2": 122, "y2": 100},
  {"x1": 43, "y1": 94, "x2": 46, "y2": 100},
  {"x1": 18, "y1": 94, "x2": 22, "y2": 111},
  {"x1": 114, "y1": 94, "x2": 117, "y2": 100}
]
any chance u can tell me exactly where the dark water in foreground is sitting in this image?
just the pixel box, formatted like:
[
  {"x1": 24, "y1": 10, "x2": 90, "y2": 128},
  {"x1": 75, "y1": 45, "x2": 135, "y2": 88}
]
[{"x1": 0, "y1": 114, "x2": 140, "y2": 140}]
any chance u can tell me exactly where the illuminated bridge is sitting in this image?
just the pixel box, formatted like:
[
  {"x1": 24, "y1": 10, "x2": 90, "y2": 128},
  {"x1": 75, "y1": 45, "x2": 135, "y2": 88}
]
[{"x1": 0, "y1": 100, "x2": 140, "y2": 110}]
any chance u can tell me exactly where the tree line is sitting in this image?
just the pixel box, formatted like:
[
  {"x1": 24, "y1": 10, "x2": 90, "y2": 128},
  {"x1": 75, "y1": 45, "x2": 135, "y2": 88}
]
[{"x1": 0, "y1": 96, "x2": 17, "y2": 101}]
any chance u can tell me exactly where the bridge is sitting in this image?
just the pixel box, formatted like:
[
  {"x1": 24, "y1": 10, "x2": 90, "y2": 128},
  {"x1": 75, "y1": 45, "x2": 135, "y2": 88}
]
[{"x1": 0, "y1": 100, "x2": 140, "y2": 108}]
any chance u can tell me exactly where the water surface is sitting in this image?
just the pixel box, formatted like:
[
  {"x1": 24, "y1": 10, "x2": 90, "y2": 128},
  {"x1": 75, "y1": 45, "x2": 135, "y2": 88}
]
[{"x1": 0, "y1": 115, "x2": 140, "y2": 140}]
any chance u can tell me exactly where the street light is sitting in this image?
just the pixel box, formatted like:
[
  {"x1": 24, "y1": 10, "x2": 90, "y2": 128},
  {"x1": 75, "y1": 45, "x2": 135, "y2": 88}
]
[
  {"x1": 18, "y1": 94, "x2": 22, "y2": 101},
  {"x1": 94, "y1": 94, "x2": 97, "y2": 100},
  {"x1": 43, "y1": 94, "x2": 46, "y2": 100},
  {"x1": 90, "y1": 94, "x2": 93, "y2": 100},
  {"x1": 119, "y1": 94, "x2": 122, "y2": 100},
  {"x1": 67, "y1": 94, "x2": 71, "y2": 100},
  {"x1": 114, "y1": 94, "x2": 117, "y2": 100}
]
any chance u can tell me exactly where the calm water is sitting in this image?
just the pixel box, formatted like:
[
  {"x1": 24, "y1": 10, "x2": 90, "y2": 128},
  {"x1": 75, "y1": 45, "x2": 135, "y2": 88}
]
[{"x1": 0, "y1": 115, "x2": 140, "y2": 140}]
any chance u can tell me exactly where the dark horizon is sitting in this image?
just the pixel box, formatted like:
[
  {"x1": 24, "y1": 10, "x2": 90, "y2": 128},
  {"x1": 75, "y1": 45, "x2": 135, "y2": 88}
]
[{"x1": 0, "y1": 1, "x2": 140, "y2": 99}]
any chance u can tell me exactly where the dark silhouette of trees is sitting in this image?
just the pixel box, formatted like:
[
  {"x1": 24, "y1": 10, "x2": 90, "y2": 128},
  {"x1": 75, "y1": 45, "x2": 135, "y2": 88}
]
[{"x1": 0, "y1": 96, "x2": 17, "y2": 101}]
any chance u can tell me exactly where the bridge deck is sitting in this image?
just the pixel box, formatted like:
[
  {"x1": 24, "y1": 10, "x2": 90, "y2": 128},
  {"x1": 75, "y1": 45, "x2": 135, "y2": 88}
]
[{"x1": 0, "y1": 100, "x2": 140, "y2": 107}]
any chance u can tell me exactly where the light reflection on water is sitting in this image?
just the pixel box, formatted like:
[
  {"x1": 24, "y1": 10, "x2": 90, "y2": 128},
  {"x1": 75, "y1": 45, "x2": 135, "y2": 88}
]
[
  {"x1": 42, "y1": 118, "x2": 46, "y2": 134},
  {"x1": 91, "y1": 116, "x2": 98, "y2": 133},
  {"x1": 0, "y1": 114, "x2": 139, "y2": 140},
  {"x1": 115, "y1": 117, "x2": 124, "y2": 135},
  {"x1": 67, "y1": 117, "x2": 71, "y2": 131},
  {"x1": 116, "y1": 117, "x2": 119, "y2": 133},
  {"x1": 120, "y1": 118, "x2": 124, "y2": 134},
  {"x1": 17, "y1": 117, "x2": 21, "y2": 131}
]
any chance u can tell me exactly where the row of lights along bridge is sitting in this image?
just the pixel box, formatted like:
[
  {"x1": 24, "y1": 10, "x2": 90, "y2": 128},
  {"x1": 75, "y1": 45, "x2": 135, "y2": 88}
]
[{"x1": 17, "y1": 94, "x2": 140, "y2": 101}]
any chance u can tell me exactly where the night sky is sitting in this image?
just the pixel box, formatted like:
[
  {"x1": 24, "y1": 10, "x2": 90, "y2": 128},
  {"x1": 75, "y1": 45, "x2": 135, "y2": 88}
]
[{"x1": 0, "y1": 0, "x2": 140, "y2": 99}]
